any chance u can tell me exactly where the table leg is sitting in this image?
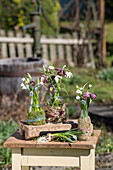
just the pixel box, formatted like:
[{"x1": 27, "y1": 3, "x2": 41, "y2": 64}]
[
  {"x1": 80, "y1": 149, "x2": 95, "y2": 170},
  {"x1": 12, "y1": 148, "x2": 21, "y2": 170}
]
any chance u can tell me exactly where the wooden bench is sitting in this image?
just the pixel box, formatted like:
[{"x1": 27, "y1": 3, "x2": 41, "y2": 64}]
[{"x1": 4, "y1": 129, "x2": 101, "y2": 170}]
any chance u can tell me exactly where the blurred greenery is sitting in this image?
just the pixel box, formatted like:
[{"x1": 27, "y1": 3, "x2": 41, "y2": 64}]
[
  {"x1": 98, "y1": 67, "x2": 113, "y2": 82},
  {"x1": 0, "y1": 119, "x2": 19, "y2": 166},
  {"x1": 61, "y1": 67, "x2": 113, "y2": 105},
  {"x1": 0, "y1": 0, "x2": 60, "y2": 36}
]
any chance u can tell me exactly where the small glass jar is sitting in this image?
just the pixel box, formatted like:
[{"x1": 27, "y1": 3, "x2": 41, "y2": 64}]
[{"x1": 27, "y1": 105, "x2": 45, "y2": 125}]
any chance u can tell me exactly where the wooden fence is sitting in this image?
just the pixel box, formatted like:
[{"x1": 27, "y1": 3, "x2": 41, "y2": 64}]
[{"x1": 0, "y1": 29, "x2": 95, "y2": 68}]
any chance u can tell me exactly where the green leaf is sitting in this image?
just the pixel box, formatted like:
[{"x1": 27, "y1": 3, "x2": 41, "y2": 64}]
[
  {"x1": 43, "y1": 65, "x2": 46, "y2": 72},
  {"x1": 27, "y1": 73, "x2": 32, "y2": 80}
]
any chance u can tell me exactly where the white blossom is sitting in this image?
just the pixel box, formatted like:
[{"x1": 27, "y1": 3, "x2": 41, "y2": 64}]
[
  {"x1": 76, "y1": 96, "x2": 80, "y2": 100},
  {"x1": 66, "y1": 72, "x2": 73, "y2": 78},
  {"x1": 22, "y1": 78, "x2": 25, "y2": 82},
  {"x1": 38, "y1": 82, "x2": 43, "y2": 86},
  {"x1": 21, "y1": 83, "x2": 26, "y2": 89},
  {"x1": 62, "y1": 65, "x2": 66, "y2": 69},
  {"x1": 76, "y1": 89, "x2": 82, "y2": 94},
  {"x1": 41, "y1": 77, "x2": 44, "y2": 82},
  {"x1": 76, "y1": 85, "x2": 79, "y2": 89},
  {"x1": 89, "y1": 84, "x2": 92, "y2": 88},
  {"x1": 21, "y1": 83, "x2": 24, "y2": 87},
  {"x1": 30, "y1": 91, "x2": 33, "y2": 96},
  {"x1": 55, "y1": 75, "x2": 62, "y2": 83},
  {"x1": 80, "y1": 87, "x2": 83, "y2": 90},
  {"x1": 22, "y1": 86, "x2": 27, "y2": 89},
  {"x1": 48, "y1": 66, "x2": 55, "y2": 70}
]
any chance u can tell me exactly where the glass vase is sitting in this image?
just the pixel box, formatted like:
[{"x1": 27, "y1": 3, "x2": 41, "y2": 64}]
[
  {"x1": 80, "y1": 109, "x2": 88, "y2": 119},
  {"x1": 27, "y1": 105, "x2": 45, "y2": 125}
]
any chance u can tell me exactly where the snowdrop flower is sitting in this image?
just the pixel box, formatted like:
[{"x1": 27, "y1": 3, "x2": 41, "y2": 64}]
[
  {"x1": 76, "y1": 89, "x2": 82, "y2": 94},
  {"x1": 66, "y1": 72, "x2": 73, "y2": 78},
  {"x1": 80, "y1": 87, "x2": 83, "y2": 90},
  {"x1": 41, "y1": 77, "x2": 44, "y2": 82},
  {"x1": 55, "y1": 75, "x2": 62, "y2": 83},
  {"x1": 22, "y1": 77, "x2": 25, "y2": 82},
  {"x1": 48, "y1": 66, "x2": 55, "y2": 70},
  {"x1": 21, "y1": 83, "x2": 24, "y2": 87},
  {"x1": 38, "y1": 82, "x2": 43, "y2": 86},
  {"x1": 76, "y1": 96, "x2": 80, "y2": 100},
  {"x1": 62, "y1": 65, "x2": 66, "y2": 69},
  {"x1": 22, "y1": 86, "x2": 27, "y2": 89},
  {"x1": 89, "y1": 84, "x2": 92, "y2": 88},
  {"x1": 76, "y1": 85, "x2": 79, "y2": 89},
  {"x1": 30, "y1": 91, "x2": 33, "y2": 96},
  {"x1": 21, "y1": 83, "x2": 26, "y2": 89}
]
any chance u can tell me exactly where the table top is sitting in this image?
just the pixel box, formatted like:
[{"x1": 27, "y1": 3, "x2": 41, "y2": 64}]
[{"x1": 4, "y1": 130, "x2": 101, "y2": 150}]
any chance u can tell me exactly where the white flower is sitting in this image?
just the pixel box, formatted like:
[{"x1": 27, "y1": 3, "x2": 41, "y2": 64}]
[
  {"x1": 62, "y1": 65, "x2": 66, "y2": 69},
  {"x1": 48, "y1": 66, "x2": 55, "y2": 70},
  {"x1": 66, "y1": 72, "x2": 73, "y2": 78},
  {"x1": 76, "y1": 85, "x2": 79, "y2": 89},
  {"x1": 89, "y1": 84, "x2": 92, "y2": 88},
  {"x1": 55, "y1": 75, "x2": 62, "y2": 83},
  {"x1": 30, "y1": 91, "x2": 33, "y2": 96},
  {"x1": 22, "y1": 78, "x2": 25, "y2": 82},
  {"x1": 80, "y1": 87, "x2": 83, "y2": 90},
  {"x1": 41, "y1": 77, "x2": 44, "y2": 82},
  {"x1": 21, "y1": 83, "x2": 26, "y2": 89},
  {"x1": 76, "y1": 89, "x2": 82, "y2": 94},
  {"x1": 76, "y1": 96, "x2": 80, "y2": 100},
  {"x1": 22, "y1": 86, "x2": 27, "y2": 89},
  {"x1": 21, "y1": 83, "x2": 24, "y2": 87},
  {"x1": 38, "y1": 82, "x2": 43, "y2": 86}
]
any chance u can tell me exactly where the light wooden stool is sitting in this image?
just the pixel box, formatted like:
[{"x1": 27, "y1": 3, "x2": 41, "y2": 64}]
[{"x1": 4, "y1": 130, "x2": 101, "y2": 170}]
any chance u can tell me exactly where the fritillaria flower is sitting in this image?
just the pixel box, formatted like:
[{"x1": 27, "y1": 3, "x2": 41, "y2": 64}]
[
  {"x1": 90, "y1": 93, "x2": 97, "y2": 100},
  {"x1": 83, "y1": 92, "x2": 91, "y2": 100},
  {"x1": 56, "y1": 68, "x2": 66, "y2": 77},
  {"x1": 30, "y1": 81, "x2": 35, "y2": 87},
  {"x1": 41, "y1": 75, "x2": 49, "y2": 84}
]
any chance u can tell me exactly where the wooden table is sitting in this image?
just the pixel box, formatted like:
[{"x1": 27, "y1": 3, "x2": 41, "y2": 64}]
[{"x1": 4, "y1": 130, "x2": 101, "y2": 170}]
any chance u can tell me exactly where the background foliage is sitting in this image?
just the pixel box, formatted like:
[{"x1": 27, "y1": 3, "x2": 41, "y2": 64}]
[{"x1": 0, "y1": 0, "x2": 60, "y2": 36}]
